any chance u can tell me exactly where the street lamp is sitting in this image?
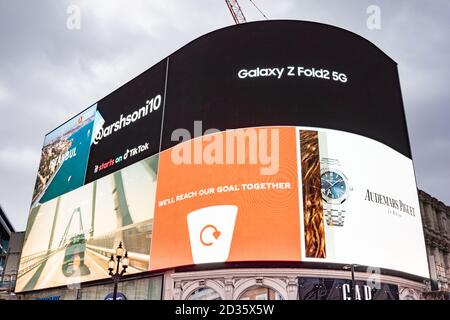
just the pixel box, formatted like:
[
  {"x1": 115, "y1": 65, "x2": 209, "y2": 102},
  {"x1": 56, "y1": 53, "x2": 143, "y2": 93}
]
[
  {"x1": 108, "y1": 242, "x2": 129, "y2": 300},
  {"x1": 343, "y1": 264, "x2": 359, "y2": 300}
]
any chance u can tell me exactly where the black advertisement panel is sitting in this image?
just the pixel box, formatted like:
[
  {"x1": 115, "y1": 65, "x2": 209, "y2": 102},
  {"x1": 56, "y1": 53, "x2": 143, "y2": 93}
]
[
  {"x1": 298, "y1": 277, "x2": 399, "y2": 300},
  {"x1": 162, "y1": 20, "x2": 411, "y2": 158},
  {"x1": 85, "y1": 59, "x2": 167, "y2": 183}
]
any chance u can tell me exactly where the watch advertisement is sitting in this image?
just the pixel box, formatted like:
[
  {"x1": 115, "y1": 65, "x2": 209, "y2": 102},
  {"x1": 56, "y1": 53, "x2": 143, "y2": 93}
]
[{"x1": 298, "y1": 127, "x2": 429, "y2": 278}]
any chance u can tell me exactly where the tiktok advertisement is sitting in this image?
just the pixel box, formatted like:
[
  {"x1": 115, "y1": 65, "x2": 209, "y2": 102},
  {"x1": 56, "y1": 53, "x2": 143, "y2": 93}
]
[{"x1": 84, "y1": 59, "x2": 167, "y2": 183}]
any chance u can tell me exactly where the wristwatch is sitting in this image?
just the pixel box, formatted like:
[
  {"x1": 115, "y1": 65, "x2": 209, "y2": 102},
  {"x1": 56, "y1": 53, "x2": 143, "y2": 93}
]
[{"x1": 320, "y1": 158, "x2": 352, "y2": 227}]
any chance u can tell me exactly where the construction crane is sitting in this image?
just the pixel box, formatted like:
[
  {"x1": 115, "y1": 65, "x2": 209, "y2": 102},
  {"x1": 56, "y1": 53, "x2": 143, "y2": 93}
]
[
  {"x1": 224, "y1": 0, "x2": 247, "y2": 24},
  {"x1": 224, "y1": 0, "x2": 268, "y2": 25}
]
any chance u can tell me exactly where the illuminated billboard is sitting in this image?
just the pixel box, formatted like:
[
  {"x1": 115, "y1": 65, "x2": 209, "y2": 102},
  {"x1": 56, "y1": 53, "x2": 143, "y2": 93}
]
[
  {"x1": 85, "y1": 60, "x2": 167, "y2": 183},
  {"x1": 150, "y1": 127, "x2": 301, "y2": 269},
  {"x1": 298, "y1": 127, "x2": 426, "y2": 277},
  {"x1": 150, "y1": 126, "x2": 428, "y2": 278},
  {"x1": 18, "y1": 20, "x2": 429, "y2": 292},
  {"x1": 17, "y1": 155, "x2": 158, "y2": 292},
  {"x1": 31, "y1": 105, "x2": 96, "y2": 207}
]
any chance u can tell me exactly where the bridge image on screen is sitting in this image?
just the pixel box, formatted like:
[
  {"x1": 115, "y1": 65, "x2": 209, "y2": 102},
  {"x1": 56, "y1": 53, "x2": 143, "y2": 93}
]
[{"x1": 16, "y1": 155, "x2": 158, "y2": 292}]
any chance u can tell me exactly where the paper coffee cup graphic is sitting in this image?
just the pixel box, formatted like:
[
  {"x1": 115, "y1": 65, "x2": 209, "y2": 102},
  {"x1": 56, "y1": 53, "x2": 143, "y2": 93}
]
[{"x1": 187, "y1": 205, "x2": 238, "y2": 264}]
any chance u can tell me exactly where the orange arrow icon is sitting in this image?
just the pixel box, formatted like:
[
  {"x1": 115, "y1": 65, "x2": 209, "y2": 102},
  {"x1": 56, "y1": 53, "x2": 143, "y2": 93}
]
[{"x1": 200, "y1": 224, "x2": 221, "y2": 246}]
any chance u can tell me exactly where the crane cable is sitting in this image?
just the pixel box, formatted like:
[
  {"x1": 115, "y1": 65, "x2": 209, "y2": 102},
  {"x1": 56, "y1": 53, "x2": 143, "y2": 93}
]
[{"x1": 248, "y1": 0, "x2": 269, "y2": 20}]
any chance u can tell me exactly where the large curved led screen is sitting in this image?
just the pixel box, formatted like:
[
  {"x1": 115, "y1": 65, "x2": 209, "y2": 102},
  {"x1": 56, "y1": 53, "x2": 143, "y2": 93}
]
[{"x1": 17, "y1": 20, "x2": 428, "y2": 293}]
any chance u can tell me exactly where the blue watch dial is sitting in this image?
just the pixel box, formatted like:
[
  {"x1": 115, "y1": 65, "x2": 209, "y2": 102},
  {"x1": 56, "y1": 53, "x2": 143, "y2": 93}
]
[{"x1": 321, "y1": 171, "x2": 346, "y2": 200}]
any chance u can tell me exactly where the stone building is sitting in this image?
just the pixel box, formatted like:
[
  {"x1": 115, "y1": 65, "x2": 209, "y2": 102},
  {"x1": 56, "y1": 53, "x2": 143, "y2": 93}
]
[
  {"x1": 419, "y1": 190, "x2": 450, "y2": 299},
  {"x1": 0, "y1": 206, "x2": 14, "y2": 287}
]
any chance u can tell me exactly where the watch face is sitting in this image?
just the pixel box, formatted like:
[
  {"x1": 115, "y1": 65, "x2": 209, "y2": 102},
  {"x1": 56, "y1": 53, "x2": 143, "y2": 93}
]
[{"x1": 321, "y1": 171, "x2": 347, "y2": 201}]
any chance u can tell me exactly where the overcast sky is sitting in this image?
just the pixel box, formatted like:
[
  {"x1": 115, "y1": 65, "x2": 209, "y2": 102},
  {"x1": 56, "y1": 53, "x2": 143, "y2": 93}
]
[{"x1": 0, "y1": 0, "x2": 449, "y2": 230}]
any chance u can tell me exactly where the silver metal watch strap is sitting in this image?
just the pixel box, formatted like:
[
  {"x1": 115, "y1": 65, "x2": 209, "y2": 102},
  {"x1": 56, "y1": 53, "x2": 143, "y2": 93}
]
[{"x1": 324, "y1": 208, "x2": 346, "y2": 227}]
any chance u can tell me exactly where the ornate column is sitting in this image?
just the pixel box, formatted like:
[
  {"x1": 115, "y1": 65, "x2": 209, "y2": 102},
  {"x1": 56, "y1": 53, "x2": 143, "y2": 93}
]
[
  {"x1": 438, "y1": 204, "x2": 450, "y2": 238},
  {"x1": 162, "y1": 270, "x2": 176, "y2": 300},
  {"x1": 419, "y1": 191, "x2": 433, "y2": 230},
  {"x1": 223, "y1": 277, "x2": 234, "y2": 300},
  {"x1": 286, "y1": 277, "x2": 298, "y2": 300},
  {"x1": 430, "y1": 200, "x2": 439, "y2": 234},
  {"x1": 435, "y1": 205, "x2": 445, "y2": 235},
  {"x1": 445, "y1": 252, "x2": 450, "y2": 285},
  {"x1": 173, "y1": 281, "x2": 182, "y2": 300}
]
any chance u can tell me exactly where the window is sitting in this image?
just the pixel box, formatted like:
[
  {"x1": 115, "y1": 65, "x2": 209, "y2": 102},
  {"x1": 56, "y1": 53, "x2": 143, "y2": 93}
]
[
  {"x1": 187, "y1": 287, "x2": 221, "y2": 300},
  {"x1": 78, "y1": 275, "x2": 163, "y2": 300},
  {"x1": 239, "y1": 286, "x2": 283, "y2": 300}
]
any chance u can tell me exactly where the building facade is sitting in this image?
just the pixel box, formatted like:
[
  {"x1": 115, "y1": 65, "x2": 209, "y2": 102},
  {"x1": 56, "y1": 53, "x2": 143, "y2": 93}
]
[
  {"x1": 18, "y1": 274, "x2": 163, "y2": 300},
  {"x1": 419, "y1": 190, "x2": 450, "y2": 299},
  {"x1": 0, "y1": 206, "x2": 16, "y2": 298},
  {"x1": 0, "y1": 206, "x2": 14, "y2": 273},
  {"x1": 0, "y1": 231, "x2": 24, "y2": 298}
]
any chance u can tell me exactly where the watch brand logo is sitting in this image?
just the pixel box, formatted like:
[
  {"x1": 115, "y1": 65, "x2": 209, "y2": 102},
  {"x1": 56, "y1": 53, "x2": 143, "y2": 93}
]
[
  {"x1": 187, "y1": 205, "x2": 237, "y2": 264},
  {"x1": 93, "y1": 94, "x2": 162, "y2": 145},
  {"x1": 364, "y1": 189, "x2": 415, "y2": 216}
]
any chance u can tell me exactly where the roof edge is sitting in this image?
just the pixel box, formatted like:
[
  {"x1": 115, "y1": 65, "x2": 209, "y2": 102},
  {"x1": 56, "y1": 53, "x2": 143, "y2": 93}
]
[{"x1": 168, "y1": 19, "x2": 397, "y2": 65}]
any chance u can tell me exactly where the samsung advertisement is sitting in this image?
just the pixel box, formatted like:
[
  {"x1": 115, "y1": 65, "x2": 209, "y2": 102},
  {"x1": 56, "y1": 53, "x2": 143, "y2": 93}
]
[{"x1": 18, "y1": 20, "x2": 429, "y2": 293}]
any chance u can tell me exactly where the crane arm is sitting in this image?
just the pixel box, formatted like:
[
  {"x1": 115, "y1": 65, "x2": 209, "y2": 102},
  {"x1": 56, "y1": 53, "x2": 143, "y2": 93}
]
[{"x1": 224, "y1": 0, "x2": 247, "y2": 24}]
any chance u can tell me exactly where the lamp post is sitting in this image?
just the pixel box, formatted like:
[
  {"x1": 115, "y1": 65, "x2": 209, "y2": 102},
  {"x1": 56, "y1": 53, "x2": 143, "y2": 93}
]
[
  {"x1": 343, "y1": 264, "x2": 359, "y2": 300},
  {"x1": 108, "y1": 242, "x2": 129, "y2": 300}
]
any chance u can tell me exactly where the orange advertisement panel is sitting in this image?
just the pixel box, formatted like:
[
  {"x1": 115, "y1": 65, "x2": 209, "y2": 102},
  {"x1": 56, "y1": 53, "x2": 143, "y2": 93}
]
[{"x1": 150, "y1": 127, "x2": 300, "y2": 270}]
